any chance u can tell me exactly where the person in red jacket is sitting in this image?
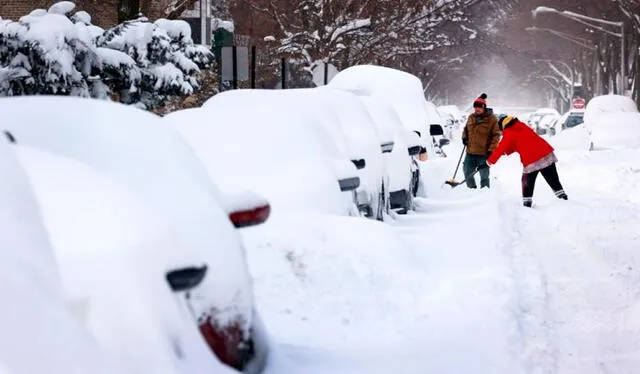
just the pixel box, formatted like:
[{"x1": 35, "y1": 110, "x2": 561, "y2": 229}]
[{"x1": 478, "y1": 115, "x2": 568, "y2": 207}]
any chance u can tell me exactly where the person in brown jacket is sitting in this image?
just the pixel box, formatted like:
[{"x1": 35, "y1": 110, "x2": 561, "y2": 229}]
[{"x1": 461, "y1": 93, "x2": 500, "y2": 188}]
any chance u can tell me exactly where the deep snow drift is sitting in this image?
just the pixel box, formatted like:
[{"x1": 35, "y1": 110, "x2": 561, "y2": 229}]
[{"x1": 242, "y1": 136, "x2": 640, "y2": 373}]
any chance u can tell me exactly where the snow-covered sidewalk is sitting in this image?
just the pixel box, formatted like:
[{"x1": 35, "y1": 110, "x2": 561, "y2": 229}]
[{"x1": 242, "y1": 142, "x2": 640, "y2": 373}]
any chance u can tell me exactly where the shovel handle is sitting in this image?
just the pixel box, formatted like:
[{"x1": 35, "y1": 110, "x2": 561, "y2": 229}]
[
  {"x1": 452, "y1": 145, "x2": 466, "y2": 179},
  {"x1": 450, "y1": 167, "x2": 480, "y2": 188}
]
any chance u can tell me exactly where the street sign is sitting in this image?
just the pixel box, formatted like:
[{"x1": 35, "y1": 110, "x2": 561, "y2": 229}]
[
  {"x1": 311, "y1": 61, "x2": 338, "y2": 86},
  {"x1": 221, "y1": 46, "x2": 249, "y2": 81},
  {"x1": 572, "y1": 98, "x2": 585, "y2": 109}
]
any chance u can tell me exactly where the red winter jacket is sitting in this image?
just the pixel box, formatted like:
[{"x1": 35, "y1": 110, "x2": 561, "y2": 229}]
[{"x1": 487, "y1": 119, "x2": 554, "y2": 167}]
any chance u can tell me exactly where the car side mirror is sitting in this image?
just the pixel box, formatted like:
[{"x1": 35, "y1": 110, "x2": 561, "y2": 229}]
[
  {"x1": 166, "y1": 265, "x2": 208, "y2": 292},
  {"x1": 351, "y1": 158, "x2": 366, "y2": 170},
  {"x1": 408, "y1": 145, "x2": 422, "y2": 156},
  {"x1": 429, "y1": 124, "x2": 444, "y2": 136}
]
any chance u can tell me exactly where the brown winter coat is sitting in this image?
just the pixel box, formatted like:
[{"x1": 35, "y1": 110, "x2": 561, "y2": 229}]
[{"x1": 462, "y1": 112, "x2": 501, "y2": 155}]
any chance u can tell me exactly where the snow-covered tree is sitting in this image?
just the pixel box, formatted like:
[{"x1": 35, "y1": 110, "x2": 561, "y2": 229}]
[
  {"x1": 241, "y1": 0, "x2": 482, "y2": 70},
  {"x1": 0, "y1": 1, "x2": 214, "y2": 109},
  {"x1": 97, "y1": 16, "x2": 213, "y2": 109},
  {"x1": 0, "y1": 2, "x2": 107, "y2": 97}
]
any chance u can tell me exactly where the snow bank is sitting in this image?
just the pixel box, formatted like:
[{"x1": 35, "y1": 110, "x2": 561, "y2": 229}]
[
  {"x1": 548, "y1": 124, "x2": 591, "y2": 151},
  {"x1": 245, "y1": 185, "x2": 523, "y2": 373},
  {"x1": 242, "y1": 213, "x2": 417, "y2": 347}
]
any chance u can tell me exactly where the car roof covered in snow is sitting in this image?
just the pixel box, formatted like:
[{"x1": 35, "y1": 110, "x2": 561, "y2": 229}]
[
  {"x1": 328, "y1": 64, "x2": 429, "y2": 136},
  {"x1": 585, "y1": 94, "x2": 639, "y2": 124},
  {"x1": 0, "y1": 137, "x2": 134, "y2": 374}
]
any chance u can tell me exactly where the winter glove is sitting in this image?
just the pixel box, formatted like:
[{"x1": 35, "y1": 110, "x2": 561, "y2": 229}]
[
  {"x1": 462, "y1": 138, "x2": 468, "y2": 146},
  {"x1": 476, "y1": 162, "x2": 490, "y2": 170}
]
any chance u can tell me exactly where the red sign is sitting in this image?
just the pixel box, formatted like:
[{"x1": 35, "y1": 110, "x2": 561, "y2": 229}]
[{"x1": 572, "y1": 98, "x2": 585, "y2": 109}]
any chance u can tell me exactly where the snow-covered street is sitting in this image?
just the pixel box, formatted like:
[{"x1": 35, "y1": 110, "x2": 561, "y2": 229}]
[
  {"x1": 2, "y1": 1, "x2": 640, "y2": 371},
  {"x1": 244, "y1": 140, "x2": 640, "y2": 373}
]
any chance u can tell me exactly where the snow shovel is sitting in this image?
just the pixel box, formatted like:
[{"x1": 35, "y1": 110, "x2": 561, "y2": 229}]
[
  {"x1": 445, "y1": 168, "x2": 481, "y2": 188},
  {"x1": 444, "y1": 145, "x2": 466, "y2": 186}
]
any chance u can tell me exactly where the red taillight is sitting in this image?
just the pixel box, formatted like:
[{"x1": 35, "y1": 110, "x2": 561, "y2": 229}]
[
  {"x1": 199, "y1": 317, "x2": 246, "y2": 370},
  {"x1": 229, "y1": 204, "x2": 270, "y2": 228}
]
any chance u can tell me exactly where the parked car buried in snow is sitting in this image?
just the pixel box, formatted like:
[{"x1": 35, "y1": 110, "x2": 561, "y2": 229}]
[
  {"x1": 327, "y1": 64, "x2": 434, "y2": 197},
  {"x1": 528, "y1": 107, "x2": 560, "y2": 134},
  {"x1": 584, "y1": 95, "x2": 640, "y2": 150},
  {"x1": 424, "y1": 100, "x2": 449, "y2": 157},
  {"x1": 309, "y1": 86, "x2": 389, "y2": 219},
  {"x1": 347, "y1": 92, "x2": 422, "y2": 213},
  {"x1": 0, "y1": 96, "x2": 269, "y2": 373},
  {"x1": 168, "y1": 93, "x2": 361, "y2": 217},
  {"x1": 201, "y1": 87, "x2": 389, "y2": 219},
  {"x1": 15, "y1": 145, "x2": 242, "y2": 374}
]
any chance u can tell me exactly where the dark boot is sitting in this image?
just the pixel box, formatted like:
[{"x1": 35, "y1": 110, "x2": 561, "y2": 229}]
[{"x1": 554, "y1": 189, "x2": 568, "y2": 200}]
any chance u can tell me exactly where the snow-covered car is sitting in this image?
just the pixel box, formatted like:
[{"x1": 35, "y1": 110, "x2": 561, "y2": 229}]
[
  {"x1": 584, "y1": 95, "x2": 640, "y2": 150},
  {"x1": 167, "y1": 92, "x2": 361, "y2": 217},
  {"x1": 353, "y1": 94, "x2": 419, "y2": 213},
  {"x1": 424, "y1": 100, "x2": 449, "y2": 157},
  {"x1": 437, "y1": 105, "x2": 463, "y2": 139},
  {"x1": 16, "y1": 144, "x2": 240, "y2": 374},
  {"x1": 528, "y1": 108, "x2": 560, "y2": 133},
  {"x1": 202, "y1": 87, "x2": 387, "y2": 220},
  {"x1": 584, "y1": 94, "x2": 638, "y2": 124},
  {"x1": 559, "y1": 109, "x2": 585, "y2": 130},
  {"x1": 0, "y1": 96, "x2": 269, "y2": 373},
  {"x1": 312, "y1": 86, "x2": 388, "y2": 219},
  {"x1": 327, "y1": 64, "x2": 431, "y2": 154},
  {"x1": 548, "y1": 122, "x2": 592, "y2": 151},
  {"x1": 536, "y1": 113, "x2": 562, "y2": 136},
  {"x1": 437, "y1": 105, "x2": 464, "y2": 125},
  {"x1": 0, "y1": 136, "x2": 133, "y2": 374}
]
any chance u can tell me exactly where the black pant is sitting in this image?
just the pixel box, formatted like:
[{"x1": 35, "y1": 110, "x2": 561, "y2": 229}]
[{"x1": 521, "y1": 163, "x2": 567, "y2": 206}]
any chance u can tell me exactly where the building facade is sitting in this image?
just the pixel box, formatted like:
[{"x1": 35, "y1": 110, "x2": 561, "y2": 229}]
[{"x1": 0, "y1": 0, "x2": 176, "y2": 28}]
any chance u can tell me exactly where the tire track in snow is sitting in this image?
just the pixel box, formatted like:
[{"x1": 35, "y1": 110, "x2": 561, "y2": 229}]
[
  {"x1": 497, "y1": 197, "x2": 558, "y2": 374},
  {"x1": 537, "y1": 198, "x2": 640, "y2": 373},
  {"x1": 390, "y1": 189, "x2": 523, "y2": 373},
  {"x1": 499, "y1": 194, "x2": 640, "y2": 373}
]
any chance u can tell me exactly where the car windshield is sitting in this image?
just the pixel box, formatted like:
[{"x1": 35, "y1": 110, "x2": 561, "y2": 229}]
[{"x1": 564, "y1": 113, "x2": 584, "y2": 128}]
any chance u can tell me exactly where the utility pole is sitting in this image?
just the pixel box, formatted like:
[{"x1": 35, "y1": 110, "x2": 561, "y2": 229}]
[{"x1": 199, "y1": 0, "x2": 209, "y2": 46}]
